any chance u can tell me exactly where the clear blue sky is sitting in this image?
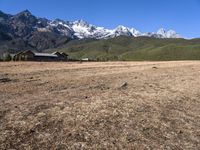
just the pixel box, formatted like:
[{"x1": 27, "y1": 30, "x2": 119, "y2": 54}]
[{"x1": 0, "y1": 0, "x2": 200, "y2": 38}]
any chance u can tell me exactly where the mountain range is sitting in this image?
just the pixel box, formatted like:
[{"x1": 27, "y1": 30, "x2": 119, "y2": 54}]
[
  {"x1": 0, "y1": 10, "x2": 181, "y2": 53},
  {"x1": 49, "y1": 19, "x2": 181, "y2": 39}
]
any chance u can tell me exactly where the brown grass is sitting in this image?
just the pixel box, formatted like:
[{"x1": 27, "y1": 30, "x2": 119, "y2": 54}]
[{"x1": 0, "y1": 61, "x2": 200, "y2": 149}]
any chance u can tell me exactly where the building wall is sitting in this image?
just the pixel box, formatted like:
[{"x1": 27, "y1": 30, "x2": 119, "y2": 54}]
[
  {"x1": 24, "y1": 52, "x2": 35, "y2": 61},
  {"x1": 34, "y1": 56, "x2": 59, "y2": 61}
]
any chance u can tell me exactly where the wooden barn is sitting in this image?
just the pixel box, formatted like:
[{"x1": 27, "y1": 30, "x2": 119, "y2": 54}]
[{"x1": 13, "y1": 50, "x2": 69, "y2": 61}]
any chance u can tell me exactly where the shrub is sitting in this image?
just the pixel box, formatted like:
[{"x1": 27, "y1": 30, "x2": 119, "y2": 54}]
[{"x1": 3, "y1": 53, "x2": 12, "y2": 61}]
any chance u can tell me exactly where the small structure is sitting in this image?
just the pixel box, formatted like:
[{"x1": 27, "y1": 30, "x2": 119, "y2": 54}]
[
  {"x1": 13, "y1": 50, "x2": 69, "y2": 61},
  {"x1": 81, "y1": 58, "x2": 89, "y2": 61}
]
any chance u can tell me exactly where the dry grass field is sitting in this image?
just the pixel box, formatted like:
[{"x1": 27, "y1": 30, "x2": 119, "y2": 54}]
[{"x1": 0, "y1": 61, "x2": 200, "y2": 149}]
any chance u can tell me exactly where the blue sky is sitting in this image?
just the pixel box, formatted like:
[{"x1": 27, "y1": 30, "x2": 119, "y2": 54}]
[{"x1": 0, "y1": 0, "x2": 200, "y2": 38}]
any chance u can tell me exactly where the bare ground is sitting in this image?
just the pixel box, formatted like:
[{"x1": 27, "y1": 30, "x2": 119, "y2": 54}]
[{"x1": 0, "y1": 61, "x2": 200, "y2": 150}]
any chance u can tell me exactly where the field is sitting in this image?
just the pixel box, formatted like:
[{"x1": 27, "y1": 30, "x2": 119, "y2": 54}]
[{"x1": 0, "y1": 61, "x2": 200, "y2": 149}]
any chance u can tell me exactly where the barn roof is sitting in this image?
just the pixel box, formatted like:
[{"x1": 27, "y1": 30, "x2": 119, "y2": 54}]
[
  {"x1": 34, "y1": 53, "x2": 58, "y2": 57},
  {"x1": 52, "y1": 51, "x2": 61, "y2": 55}
]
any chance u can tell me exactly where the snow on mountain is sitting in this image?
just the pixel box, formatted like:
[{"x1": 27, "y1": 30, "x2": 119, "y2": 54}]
[
  {"x1": 71, "y1": 20, "x2": 97, "y2": 39},
  {"x1": 112, "y1": 25, "x2": 141, "y2": 37},
  {"x1": 44, "y1": 19, "x2": 74, "y2": 37},
  {"x1": 46, "y1": 19, "x2": 181, "y2": 39},
  {"x1": 141, "y1": 28, "x2": 181, "y2": 39},
  {"x1": 156, "y1": 28, "x2": 181, "y2": 38}
]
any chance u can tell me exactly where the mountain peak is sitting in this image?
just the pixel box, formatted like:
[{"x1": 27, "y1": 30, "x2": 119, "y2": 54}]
[
  {"x1": 18, "y1": 9, "x2": 32, "y2": 16},
  {"x1": 115, "y1": 25, "x2": 129, "y2": 30},
  {"x1": 157, "y1": 28, "x2": 166, "y2": 35},
  {"x1": 116, "y1": 25, "x2": 126, "y2": 28},
  {"x1": 73, "y1": 19, "x2": 90, "y2": 27},
  {"x1": 0, "y1": 10, "x2": 11, "y2": 19},
  {"x1": 156, "y1": 28, "x2": 180, "y2": 38},
  {"x1": 0, "y1": 10, "x2": 5, "y2": 15}
]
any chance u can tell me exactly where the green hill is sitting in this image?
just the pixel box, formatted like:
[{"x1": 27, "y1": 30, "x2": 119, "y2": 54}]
[{"x1": 49, "y1": 36, "x2": 200, "y2": 61}]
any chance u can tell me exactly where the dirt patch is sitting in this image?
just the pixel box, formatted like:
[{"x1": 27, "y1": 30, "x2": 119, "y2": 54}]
[
  {"x1": 0, "y1": 61, "x2": 200, "y2": 149},
  {"x1": 0, "y1": 78, "x2": 12, "y2": 83}
]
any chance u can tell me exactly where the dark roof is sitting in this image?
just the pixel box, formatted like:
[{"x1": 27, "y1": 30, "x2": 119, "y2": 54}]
[{"x1": 60, "y1": 52, "x2": 68, "y2": 56}]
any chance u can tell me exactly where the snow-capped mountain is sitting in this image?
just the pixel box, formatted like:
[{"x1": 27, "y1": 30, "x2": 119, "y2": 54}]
[
  {"x1": 46, "y1": 19, "x2": 181, "y2": 39},
  {"x1": 156, "y1": 28, "x2": 181, "y2": 38},
  {"x1": 0, "y1": 10, "x2": 182, "y2": 51},
  {"x1": 141, "y1": 28, "x2": 181, "y2": 38}
]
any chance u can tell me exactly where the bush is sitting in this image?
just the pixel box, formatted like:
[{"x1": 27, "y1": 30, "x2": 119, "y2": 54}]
[{"x1": 3, "y1": 53, "x2": 12, "y2": 61}]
